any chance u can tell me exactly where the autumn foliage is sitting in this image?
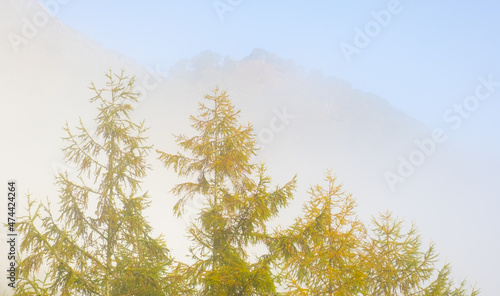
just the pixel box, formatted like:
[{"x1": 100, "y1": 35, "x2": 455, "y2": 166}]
[{"x1": 15, "y1": 72, "x2": 478, "y2": 295}]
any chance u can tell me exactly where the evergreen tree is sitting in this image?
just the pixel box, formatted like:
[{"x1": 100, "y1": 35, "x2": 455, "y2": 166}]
[
  {"x1": 16, "y1": 70, "x2": 177, "y2": 295},
  {"x1": 157, "y1": 88, "x2": 296, "y2": 295}
]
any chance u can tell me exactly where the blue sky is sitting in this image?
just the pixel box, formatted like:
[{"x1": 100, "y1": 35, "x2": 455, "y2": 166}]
[{"x1": 47, "y1": 0, "x2": 500, "y2": 128}]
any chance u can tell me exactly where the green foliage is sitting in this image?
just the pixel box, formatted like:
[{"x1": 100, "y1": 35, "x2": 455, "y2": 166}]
[
  {"x1": 270, "y1": 172, "x2": 366, "y2": 295},
  {"x1": 271, "y1": 172, "x2": 479, "y2": 295},
  {"x1": 360, "y1": 212, "x2": 479, "y2": 296},
  {"x1": 15, "y1": 75, "x2": 479, "y2": 295},
  {"x1": 157, "y1": 88, "x2": 296, "y2": 295},
  {"x1": 16, "y1": 71, "x2": 177, "y2": 296}
]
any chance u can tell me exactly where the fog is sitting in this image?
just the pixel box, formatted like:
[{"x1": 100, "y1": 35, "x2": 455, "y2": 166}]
[{"x1": 1, "y1": 0, "x2": 499, "y2": 294}]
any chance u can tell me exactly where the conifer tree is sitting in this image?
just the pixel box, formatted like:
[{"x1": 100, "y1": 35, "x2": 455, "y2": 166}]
[
  {"x1": 270, "y1": 172, "x2": 366, "y2": 295},
  {"x1": 157, "y1": 88, "x2": 296, "y2": 295},
  {"x1": 272, "y1": 173, "x2": 479, "y2": 296},
  {"x1": 362, "y1": 212, "x2": 479, "y2": 296},
  {"x1": 16, "y1": 70, "x2": 177, "y2": 295}
]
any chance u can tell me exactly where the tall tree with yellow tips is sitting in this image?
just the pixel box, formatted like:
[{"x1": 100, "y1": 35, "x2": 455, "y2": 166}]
[
  {"x1": 157, "y1": 88, "x2": 296, "y2": 295},
  {"x1": 362, "y1": 212, "x2": 479, "y2": 296},
  {"x1": 269, "y1": 172, "x2": 366, "y2": 295},
  {"x1": 16, "y1": 71, "x2": 180, "y2": 295},
  {"x1": 271, "y1": 171, "x2": 479, "y2": 295}
]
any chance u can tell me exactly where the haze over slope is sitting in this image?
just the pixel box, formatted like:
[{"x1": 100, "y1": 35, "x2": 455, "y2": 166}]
[{"x1": 1, "y1": 0, "x2": 498, "y2": 294}]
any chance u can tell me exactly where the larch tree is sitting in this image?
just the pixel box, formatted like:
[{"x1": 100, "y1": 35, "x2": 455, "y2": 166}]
[
  {"x1": 271, "y1": 173, "x2": 479, "y2": 296},
  {"x1": 157, "y1": 88, "x2": 296, "y2": 295},
  {"x1": 16, "y1": 70, "x2": 178, "y2": 296},
  {"x1": 270, "y1": 172, "x2": 366, "y2": 295},
  {"x1": 361, "y1": 212, "x2": 479, "y2": 296}
]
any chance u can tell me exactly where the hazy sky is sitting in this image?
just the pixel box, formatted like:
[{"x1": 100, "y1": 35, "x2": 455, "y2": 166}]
[{"x1": 47, "y1": 0, "x2": 500, "y2": 126}]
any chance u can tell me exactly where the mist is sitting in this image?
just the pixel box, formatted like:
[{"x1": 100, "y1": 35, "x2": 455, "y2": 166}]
[{"x1": 1, "y1": 0, "x2": 499, "y2": 294}]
